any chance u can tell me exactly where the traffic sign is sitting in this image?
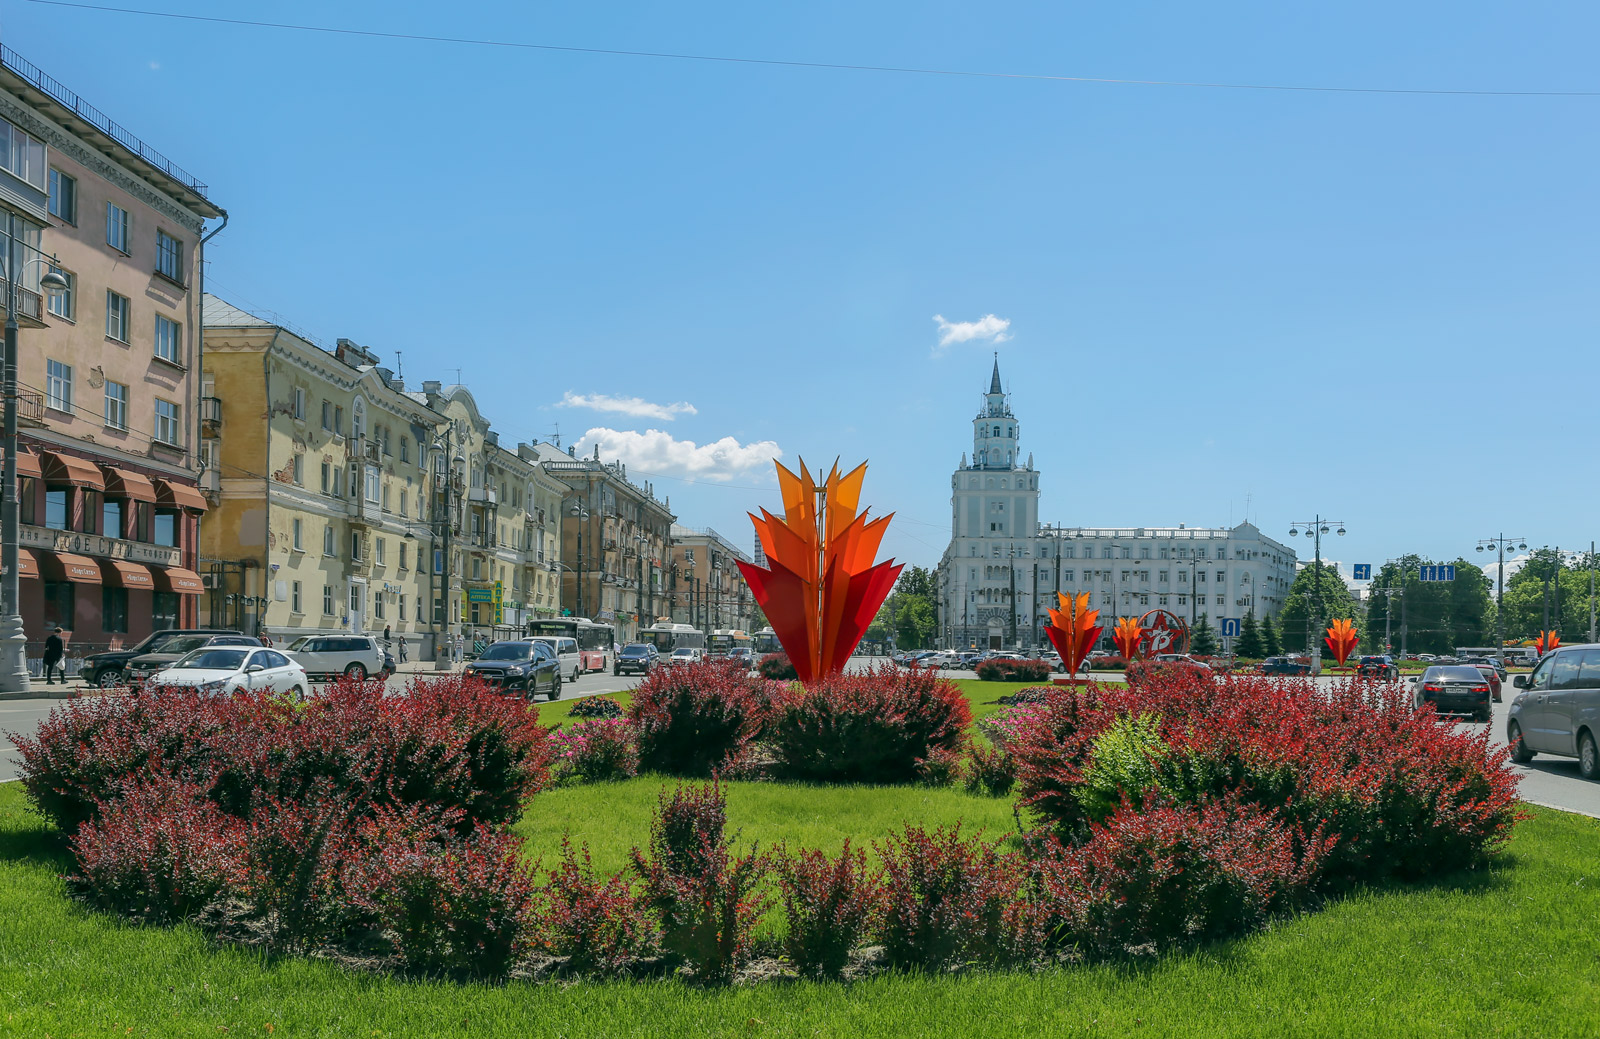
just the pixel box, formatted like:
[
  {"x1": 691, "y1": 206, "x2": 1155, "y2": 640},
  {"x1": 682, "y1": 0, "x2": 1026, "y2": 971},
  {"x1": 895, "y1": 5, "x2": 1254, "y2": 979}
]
[
  {"x1": 1352, "y1": 563, "x2": 1372, "y2": 581},
  {"x1": 1221, "y1": 618, "x2": 1242, "y2": 638},
  {"x1": 1419, "y1": 564, "x2": 1457, "y2": 582}
]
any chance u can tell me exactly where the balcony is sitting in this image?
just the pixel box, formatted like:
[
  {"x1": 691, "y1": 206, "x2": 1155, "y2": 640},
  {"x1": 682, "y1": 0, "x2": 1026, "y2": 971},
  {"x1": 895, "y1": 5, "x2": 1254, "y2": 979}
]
[
  {"x1": 347, "y1": 496, "x2": 378, "y2": 527},
  {"x1": 15, "y1": 389, "x2": 42, "y2": 427},
  {"x1": 467, "y1": 486, "x2": 497, "y2": 505},
  {"x1": 347, "y1": 436, "x2": 380, "y2": 464},
  {"x1": 0, "y1": 278, "x2": 43, "y2": 327},
  {"x1": 199, "y1": 396, "x2": 222, "y2": 436},
  {"x1": 199, "y1": 467, "x2": 220, "y2": 495}
]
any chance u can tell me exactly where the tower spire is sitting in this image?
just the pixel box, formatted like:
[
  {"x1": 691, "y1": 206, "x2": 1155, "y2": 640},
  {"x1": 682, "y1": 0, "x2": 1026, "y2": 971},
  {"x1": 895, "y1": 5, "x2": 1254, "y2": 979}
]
[{"x1": 989, "y1": 352, "x2": 1002, "y2": 395}]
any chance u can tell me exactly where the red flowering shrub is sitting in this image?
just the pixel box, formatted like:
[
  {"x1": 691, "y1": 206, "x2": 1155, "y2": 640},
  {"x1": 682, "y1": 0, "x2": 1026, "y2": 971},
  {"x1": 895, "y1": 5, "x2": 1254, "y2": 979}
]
[
  {"x1": 766, "y1": 664, "x2": 972, "y2": 784},
  {"x1": 541, "y1": 836, "x2": 659, "y2": 975},
  {"x1": 1087, "y1": 655, "x2": 1128, "y2": 671},
  {"x1": 628, "y1": 659, "x2": 770, "y2": 776},
  {"x1": 963, "y1": 742, "x2": 1017, "y2": 797},
  {"x1": 550, "y1": 718, "x2": 640, "y2": 784},
  {"x1": 68, "y1": 775, "x2": 248, "y2": 921},
  {"x1": 975, "y1": 658, "x2": 1052, "y2": 682},
  {"x1": 630, "y1": 781, "x2": 770, "y2": 982},
  {"x1": 758, "y1": 653, "x2": 798, "y2": 681},
  {"x1": 873, "y1": 824, "x2": 1039, "y2": 969},
  {"x1": 775, "y1": 840, "x2": 882, "y2": 978}
]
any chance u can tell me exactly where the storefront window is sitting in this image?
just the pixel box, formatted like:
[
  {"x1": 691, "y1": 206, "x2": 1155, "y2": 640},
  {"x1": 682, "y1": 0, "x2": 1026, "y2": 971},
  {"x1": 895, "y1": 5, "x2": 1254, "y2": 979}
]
[
  {"x1": 101, "y1": 587, "x2": 128, "y2": 633},
  {"x1": 42, "y1": 581, "x2": 74, "y2": 629},
  {"x1": 152, "y1": 592, "x2": 179, "y2": 630}
]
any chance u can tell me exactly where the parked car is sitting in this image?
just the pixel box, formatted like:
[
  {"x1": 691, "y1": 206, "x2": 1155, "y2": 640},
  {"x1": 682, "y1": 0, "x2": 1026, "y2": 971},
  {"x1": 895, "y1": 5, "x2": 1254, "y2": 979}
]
[
  {"x1": 81, "y1": 628, "x2": 244, "y2": 688},
  {"x1": 128, "y1": 634, "x2": 262, "y2": 685},
  {"x1": 530, "y1": 636, "x2": 583, "y2": 683},
  {"x1": 464, "y1": 640, "x2": 562, "y2": 699},
  {"x1": 1414, "y1": 665, "x2": 1493, "y2": 721},
  {"x1": 1470, "y1": 663, "x2": 1503, "y2": 703},
  {"x1": 614, "y1": 643, "x2": 660, "y2": 676},
  {"x1": 1356, "y1": 655, "x2": 1400, "y2": 680},
  {"x1": 1507, "y1": 646, "x2": 1600, "y2": 777},
  {"x1": 150, "y1": 644, "x2": 309, "y2": 698},
  {"x1": 668, "y1": 647, "x2": 706, "y2": 666},
  {"x1": 1258, "y1": 656, "x2": 1311, "y2": 676},
  {"x1": 283, "y1": 634, "x2": 387, "y2": 681},
  {"x1": 726, "y1": 646, "x2": 754, "y2": 667}
]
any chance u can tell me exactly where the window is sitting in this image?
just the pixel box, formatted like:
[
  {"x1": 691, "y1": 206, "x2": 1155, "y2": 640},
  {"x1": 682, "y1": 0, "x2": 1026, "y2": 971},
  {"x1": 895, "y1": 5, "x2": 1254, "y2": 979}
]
[
  {"x1": 42, "y1": 581, "x2": 74, "y2": 630},
  {"x1": 321, "y1": 400, "x2": 332, "y2": 430},
  {"x1": 153, "y1": 509, "x2": 178, "y2": 547},
  {"x1": 292, "y1": 518, "x2": 303, "y2": 551},
  {"x1": 320, "y1": 460, "x2": 331, "y2": 494},
  {"x1": 334, "y1": 405, "x2": 344, "y2": 436},
  {"x1": 154, "y1": 314, "x2": 181, "y2": 363},
  {"x1": 45, "y1": 359, "x2": 72, "y2": 412},
  {"x1": 105, "y1": 290, "x2": 129, "y2": 341},
  {"x1": 350, "y1": 585, "x2": 362, "y2": 613},
  {"x1": 398, "y1": 594, "x2": 406, "y2": 620},
  {"x1": 44, "y1": 488, "x2": 67, "y2": 530},
  {"x1": 1217, "y1": 571, "x2": 1226, "y2": 583},
  {"x1": 323, "y1": 585, "x2": 334, "y2": 615},
  {"x1": 400, "y1": 437, "x2": 409, "y2": 463},
  {"x1": 154, "y1": 399, "x2": 180, "y2": 445},
  {"x1": 102, "y1": 498, "x2": 122, "y2": 538},
  {"x1": 0, "y1": 120, "x2": 46, "y2": 190},
  {"x1": 365, "y1": 466, "x2": 379, "y2": 503},
  {"x1": 1063, "y1": 569, "x2": 1075, "y2": 582},
  {"x1": 156, "y1": 230, "x2": 183, "y2": 282},
  {"x1": 291, "y1": 581, "x2": 303, "y2": 614},
  {"x1": 1216, "y1": 595, "x2": 1225, "y2": 606},
  {"x1": 323, "y1": 526, "x2": 335, "y2": 555},
  {"x1": 1158, "y1": 570, "x2": 1169, "y2": 583},
  {"x1": 151, "y1": 591, "x2": 178, "y2": 630},
  {"x1": 400, "y1": 543, "x2": 408, "y2": 570},
  {"x1": 433, "y1": 596, "x2": 444, "y2": 623},
  {"x1": 80, "y1": 490, "x2": 99, "y2": 535},
  {"x1": 293, "y1": 387, "x2": 305, "y2": 420},
  {"x1": 105, "y1": 203, "x2": 129, "y2": 253},
  {"x1": 47, "y1": 168, "x2": 76, "y2": 222},
  {"x1": 376, "y1": 538, "x2": 386, "y2": 566},
  {"x1": 1159, "y1": 595, "x2": 1169, "y2": 606},
  {"x1": 399, "y1": 489, "x2": 407, "y2": 516},
  {"x1": 292, "y1": 455, "x2": 303, "y2": 485},
  {"x1": 350, "y1": 532, "x2": 363, "y2": 561},
  {"x1": 1198, "y1": 572, "x2": 1207, "y2": 583},
  {"x1": 100, "y1": 586, "x2": 129, "y2": 633},
  {"x1": 46, "y1": 267, "x2": 73, "y2": 319}
]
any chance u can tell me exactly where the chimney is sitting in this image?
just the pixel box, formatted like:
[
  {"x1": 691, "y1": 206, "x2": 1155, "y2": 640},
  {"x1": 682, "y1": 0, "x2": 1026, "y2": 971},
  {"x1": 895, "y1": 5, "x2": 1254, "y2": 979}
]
[
  {"x1": 568, "y1": 445, "x2": 576, "y2": 457},
  {"x1": 422, "y1": 380, "x2": 442, "y2": 395}
]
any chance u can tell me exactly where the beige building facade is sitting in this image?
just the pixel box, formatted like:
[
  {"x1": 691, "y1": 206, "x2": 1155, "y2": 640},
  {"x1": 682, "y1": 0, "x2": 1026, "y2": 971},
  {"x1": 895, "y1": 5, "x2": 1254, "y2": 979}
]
[{"x1": 668, "y1": 525, "x2": 757, "y2": 634}]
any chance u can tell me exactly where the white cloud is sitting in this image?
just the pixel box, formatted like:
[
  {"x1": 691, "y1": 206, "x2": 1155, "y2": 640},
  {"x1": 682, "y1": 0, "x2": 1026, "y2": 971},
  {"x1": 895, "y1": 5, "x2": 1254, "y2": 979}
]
[
  {"x1": 574, "y1": 428, "x2": 782, "y2": 482},
  {"x1": 148, "y1": 61, "x2": 161, "y2": 71},
  {"x1": 557, "y1": 391, "x2": 698, "y2": 422},
  {"x1": 933, "y1": 313, "x2": 1012, "y2": 351}
]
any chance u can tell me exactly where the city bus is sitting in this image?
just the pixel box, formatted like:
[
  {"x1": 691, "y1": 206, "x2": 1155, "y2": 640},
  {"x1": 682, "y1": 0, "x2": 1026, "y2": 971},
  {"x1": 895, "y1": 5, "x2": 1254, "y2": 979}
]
[
  {"x1": 752, "y1": 627, "x2": 781, "y2": 656},
  {"x1": 639, "y1": 622, "x2": 705, "y2": 656},
  {"x1": 707, "y1": 629, "x2": 752, "y2": 657},
  {"x1": 526, "y1": 617, "x2": 614, "y2": 674}
]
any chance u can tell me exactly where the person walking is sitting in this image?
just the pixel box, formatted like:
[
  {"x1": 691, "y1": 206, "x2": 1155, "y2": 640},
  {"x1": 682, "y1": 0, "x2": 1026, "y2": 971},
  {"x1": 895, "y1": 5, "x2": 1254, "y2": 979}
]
[
  {"x1": 397, "y1": 636, "x2": 409, "y2": 665},
  {"x1": 452, "y1": 633, "x2": 464, "y2": 666},
  {"x1": 383, "y1": 623, "x2": 392, "y2": 646},
  {"x1": 42, "y1": 626, "x2": 65, "y2": 685},
  {"x1": 258, "y1": 630, "x2": 273, "y2": 647}
]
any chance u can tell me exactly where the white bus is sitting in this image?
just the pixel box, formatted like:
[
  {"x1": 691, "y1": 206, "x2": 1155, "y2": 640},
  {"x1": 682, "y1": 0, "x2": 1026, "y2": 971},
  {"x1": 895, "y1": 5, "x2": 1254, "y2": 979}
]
[
  {"x1": 707, "y1": 629, "x2": 752, "y2": 657},
  {"x1": 639, "y1": 622, "x2": 705, "y2": 656},
  {"x1": 752, "y1": 627, "x2": 781, "y2": 656},
  {"x1": 526, "y1": 617, "x2": 614, "y2": 673}
]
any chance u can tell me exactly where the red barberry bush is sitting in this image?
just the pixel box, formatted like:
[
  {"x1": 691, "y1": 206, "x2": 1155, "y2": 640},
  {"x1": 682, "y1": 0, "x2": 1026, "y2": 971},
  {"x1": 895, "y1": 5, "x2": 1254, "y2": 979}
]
[
  {"x1": 549, "y1": 718, "x2": 640, "y2": 784},
  {"x1": 963, "y1": 742, "x2": 1017, "y2": 797},
  {"x1": 775, "y1": 840, "x2": 883, "y2": 978},
  {"x1": 975, "y1": 658, "x2": 1053, "y2": 682},
  {"x1": 757, "y1": 653, "x2": 798, "y2": 681},
  {"x1": 541, "y1": 836, "x2": 660, "y2": 975},
  {"x1": 628, "y1": 660, "x2": 770, "y2": 776}
]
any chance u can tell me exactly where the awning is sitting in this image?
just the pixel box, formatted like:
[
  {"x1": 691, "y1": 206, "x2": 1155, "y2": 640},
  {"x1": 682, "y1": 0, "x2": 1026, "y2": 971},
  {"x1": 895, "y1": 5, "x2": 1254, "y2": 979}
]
[
  {"x1": 15, "y1": 450, "x2": 41, "y2": 481},
  {"x1": 151, "y1": 566, "x2": 204, "y2": 594},
  {"x1": 153, "y1": 479, "x2": 208, "y2": 512},
  {"x1": 39, "y1": 551, "x2": 102, "y2": 584},
  {"x1": 98, "y1": 466, "x2": 158, "y2": 503},
  {"x1": 40, "y1": 451, "x2": 106, "y2": 491},
  {"x1": 13, "y1": 548, "x2": 37, "y2": 579},
  {"x1": 97, "y1": 558, "x2": 154, "y2": 589}
]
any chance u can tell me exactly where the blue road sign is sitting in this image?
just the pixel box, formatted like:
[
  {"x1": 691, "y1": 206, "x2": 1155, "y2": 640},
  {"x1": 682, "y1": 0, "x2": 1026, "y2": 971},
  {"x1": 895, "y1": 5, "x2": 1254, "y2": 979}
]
[
  {"x1": 1221, "y1": 618, "x2": 1242, "y2": 638},
  {"x1": 1353, "y1": 563, "x2": 1372, "y2": 581},
  {"x1": 1419, "y1": 565, "x2": 1457, "y2": 582}
]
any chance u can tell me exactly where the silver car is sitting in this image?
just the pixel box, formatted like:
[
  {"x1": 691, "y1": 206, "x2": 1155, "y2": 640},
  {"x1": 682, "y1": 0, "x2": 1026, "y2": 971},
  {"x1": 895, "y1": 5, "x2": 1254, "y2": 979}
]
[{"x1": 1507, "y1": 646, "x2": 1600, "y2": 779}]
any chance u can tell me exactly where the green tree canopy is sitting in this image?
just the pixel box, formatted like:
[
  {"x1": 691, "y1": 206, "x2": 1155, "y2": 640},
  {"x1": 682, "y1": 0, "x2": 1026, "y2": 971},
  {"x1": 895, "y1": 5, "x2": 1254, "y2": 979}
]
[
  {"x1": 1190, "y1": 613, "x2": 1218, "y2": 656},
  {"x1": 1236, "y1": 608, "x2": 1263, "y2": 658},
  {"x1": 1261, "y1": 611, "x2": 1282, "y2": 656},
  {"x1": 1277, "y1": 562, "x2": 1360, "y2": 655},
  {"x1": 1363, "y1": 555, "x2": 1492, "y2": 655}
]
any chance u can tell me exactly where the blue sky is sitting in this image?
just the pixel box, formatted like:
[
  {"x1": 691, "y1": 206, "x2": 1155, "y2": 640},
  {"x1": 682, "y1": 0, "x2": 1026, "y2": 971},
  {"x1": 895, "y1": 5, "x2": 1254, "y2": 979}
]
[{"x1": 12, "y1": 1, "x2": 1598, "y2": 575}]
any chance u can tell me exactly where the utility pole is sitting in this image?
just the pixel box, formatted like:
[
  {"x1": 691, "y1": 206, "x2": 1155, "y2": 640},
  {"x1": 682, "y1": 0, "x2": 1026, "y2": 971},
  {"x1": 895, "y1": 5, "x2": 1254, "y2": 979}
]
[
  {"x1": 1590, "y1": 541, "x2": 1596, "y2": 644},
  {"x1": 1290, "y1": 517, "x2": 1347, "y2": 674},
  {"x1": 1475, "y1": 536, "x2": 1524, "y2": 663},
  {"x1": 1007, "y1": 542, "x2": 1018, "y2": 649}
]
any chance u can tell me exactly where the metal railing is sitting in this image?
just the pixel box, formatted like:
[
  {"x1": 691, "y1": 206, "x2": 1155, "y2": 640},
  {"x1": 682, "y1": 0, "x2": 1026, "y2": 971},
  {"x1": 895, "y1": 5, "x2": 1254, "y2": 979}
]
[
  {"x1": 1, "y1": 277, "x2": 41, "y2": 322},
  {"x1": 0, "y1": 44, "x2": 209, "y2": 198},
  {"x1": 199, "y1": 396, "x2": 222, "y2": 431},
  {"x1": 15, "y1": 388, "x2": 42, "y2": 425}
]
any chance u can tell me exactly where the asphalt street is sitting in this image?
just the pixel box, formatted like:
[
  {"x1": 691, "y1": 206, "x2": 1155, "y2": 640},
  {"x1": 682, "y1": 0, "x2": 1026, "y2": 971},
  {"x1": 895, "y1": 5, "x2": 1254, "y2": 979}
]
[{"x1": 4, "y1": 665, "x2": 1598, "y2": 818}]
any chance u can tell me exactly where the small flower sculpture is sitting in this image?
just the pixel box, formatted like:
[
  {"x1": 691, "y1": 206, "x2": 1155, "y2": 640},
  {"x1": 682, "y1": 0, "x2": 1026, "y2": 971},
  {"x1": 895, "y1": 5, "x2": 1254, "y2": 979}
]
[
  {"x1": 1324, "y1": 618, "x2": 1359, "y2": 666},
  {"x1": 1044, "y1": 592, "x2": 1102, "y2": 675},
  {"x1": 1112, "y1": 616, "x2": 1144, "y2": 660}
]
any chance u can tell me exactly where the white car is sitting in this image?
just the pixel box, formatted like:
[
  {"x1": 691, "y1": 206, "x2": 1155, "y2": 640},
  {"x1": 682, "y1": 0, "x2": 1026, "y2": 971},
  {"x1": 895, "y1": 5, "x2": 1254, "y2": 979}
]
[
  {"x1": 283, "y1": 634, "x2": 387, "y2": 681},
  {"x1": 152, "y1": 645, "x2": 309, "y2": 698},
  {"x1": 668, "y1": 647, "x2": 706, "y2": 666}
]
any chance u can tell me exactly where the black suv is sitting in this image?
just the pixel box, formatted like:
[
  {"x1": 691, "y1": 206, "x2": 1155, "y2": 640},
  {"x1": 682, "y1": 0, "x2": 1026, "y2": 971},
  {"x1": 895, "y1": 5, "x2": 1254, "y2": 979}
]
[
  {"x1": 464, "y1": 640, "x2": 562, "y2": 700},
  {"x1": 1356, "y1": 655, "x2": 1400, "y2": 680},
  {"x1": 614, "y1": 643, "x2": 660, "y2": 676},
  {"x1": 1258, "y1": 656, "x2": 1312, "y2": 676},
  {"x1": 82, "y1": 628, "x2": 244, "y2": 688}
]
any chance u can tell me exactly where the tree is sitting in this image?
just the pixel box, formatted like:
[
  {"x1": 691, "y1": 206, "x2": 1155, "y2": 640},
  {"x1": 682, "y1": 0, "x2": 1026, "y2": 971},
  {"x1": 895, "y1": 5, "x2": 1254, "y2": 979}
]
[
  {"x1": 894, "y1": 596, "x2": 937, "y2": 650},
  {"x1": 1235, "y1": 608, "x2": 1263, "y2": 658},
  {"x1": 1277, "y1": 562, "x2": 1359, "y2": 654},
  {"x1": 1261, "y1": 612, "x2": 1282, "y2": 656},
  {"x1": 896, "y1": 565, "x2": 938, "y2": 602},
  {"x1": 1190, "y1": 613, "x2": 1218, "y2": 656}
]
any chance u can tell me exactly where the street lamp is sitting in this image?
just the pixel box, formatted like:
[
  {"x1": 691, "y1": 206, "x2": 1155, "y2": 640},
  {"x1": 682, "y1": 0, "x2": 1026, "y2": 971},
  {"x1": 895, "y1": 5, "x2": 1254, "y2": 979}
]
[
  {"x1": 1475, "y1": 535, "x2": 1526, "y2": 663},
  {"x1": 565, "y1": 497, "x2": 591, "y2": 618},
  {"x1": 1288, "y1": 516, "x2": 1346, "y2": 675},
  {"x1": 0, "y1": 222, "x2": 66, "y2": 694}
]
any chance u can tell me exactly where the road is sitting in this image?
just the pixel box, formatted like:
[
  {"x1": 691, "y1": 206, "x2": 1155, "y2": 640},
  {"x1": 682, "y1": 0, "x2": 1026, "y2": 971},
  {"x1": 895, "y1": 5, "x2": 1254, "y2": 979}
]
[{"x1": 5, "y1": 665, "x2": 1598, "y2": 818}]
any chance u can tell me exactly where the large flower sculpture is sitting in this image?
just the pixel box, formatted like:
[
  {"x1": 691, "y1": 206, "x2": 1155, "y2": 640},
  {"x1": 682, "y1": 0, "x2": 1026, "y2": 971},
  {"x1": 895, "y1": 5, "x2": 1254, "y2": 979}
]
[
  {"x1": 1044, "y1": 592, "x2": 1102, "y2": 675},
  {"x1": 737, "y1": 459, "x2": 902, "y2": 683},
  {"x1": 1535, "y1": 630, "x2": 1560, "y2": 656},
  {"x1": 1112, "y1": 616, "x2": 1144, "y2": 660},
  {"x1": 1324, "y1": 618, "x2": 1359, "y2": 666}
]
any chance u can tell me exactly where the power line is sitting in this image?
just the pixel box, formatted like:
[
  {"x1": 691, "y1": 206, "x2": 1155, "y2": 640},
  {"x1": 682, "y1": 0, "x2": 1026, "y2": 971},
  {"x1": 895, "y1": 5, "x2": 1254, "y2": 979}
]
[{"x1": 26, "y1": 0, "x2": 1600, "y2": 99}]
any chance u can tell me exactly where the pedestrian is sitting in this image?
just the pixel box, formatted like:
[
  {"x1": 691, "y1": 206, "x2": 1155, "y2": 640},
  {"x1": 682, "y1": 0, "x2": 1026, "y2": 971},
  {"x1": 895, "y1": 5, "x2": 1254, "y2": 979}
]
[
  {"x1": 398, "y1": 636, "x2": 409, "y2": 664},
  {"x1": 383, "y1": 623, "x2": 392, "y2": 646},
  {"x1": 42, "y1": 625, "x2": 65, "y2": 685},
  {"x1": 258, "y1": 630, "x2": 273, "y2": 647},
  {"x1": 452, "y1": 633, "x2": 464, "y2": 666}
]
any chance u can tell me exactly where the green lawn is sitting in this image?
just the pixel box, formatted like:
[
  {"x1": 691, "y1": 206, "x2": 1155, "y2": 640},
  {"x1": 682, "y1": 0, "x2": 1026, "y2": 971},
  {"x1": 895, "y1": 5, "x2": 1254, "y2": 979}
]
[{"x1": 5, "y1": 775, "x2": 1600, "y2": 1038}]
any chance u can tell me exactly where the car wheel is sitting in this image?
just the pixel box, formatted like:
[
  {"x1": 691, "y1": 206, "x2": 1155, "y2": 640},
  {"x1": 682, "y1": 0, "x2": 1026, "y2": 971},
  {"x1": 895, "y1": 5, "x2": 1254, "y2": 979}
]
[
  {"x1": 1580, "y1": 731, "x2": 1600, "y2": 781},
  {"x1": 293, "y1": 684, "x2": 308, "y2": 701},
  {"x1": 572, "y1": 666, "x2": 581, "y2": 684},
  {"x1": 549, "y1": 675, "x2": 562, "y2": 701},
  {"x1": 344, "y1": 662, "x2": 367, "y2": 680},
  {"x1": 95, "y1": 669, "x2": 123, "y2": 688},
  {"x1": 1507, "y1": 721, "x2": 1534, "y2": 763},
  {"x1": 613, "y1": 666, "x2": 620, "y2": 676}
]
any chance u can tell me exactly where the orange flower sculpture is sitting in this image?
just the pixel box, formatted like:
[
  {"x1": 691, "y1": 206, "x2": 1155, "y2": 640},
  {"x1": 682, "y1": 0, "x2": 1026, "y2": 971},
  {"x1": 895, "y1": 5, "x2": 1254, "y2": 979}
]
[
  {"x1": 1324, "y1": 618, "x2": 1359, "y2": 666},
  {"x1": 1112, "y1": 616, "x2": 1144, "y2": 660},
  {"x1": 737, "y1": 458, "x2": 902, "y2": 683},
  {"x1": 1045, "y1": 592, "x2": 1102, "y2": 675},
  {"x1": 1535, "y1": 630, "x2": 1561, "y2": 656}
]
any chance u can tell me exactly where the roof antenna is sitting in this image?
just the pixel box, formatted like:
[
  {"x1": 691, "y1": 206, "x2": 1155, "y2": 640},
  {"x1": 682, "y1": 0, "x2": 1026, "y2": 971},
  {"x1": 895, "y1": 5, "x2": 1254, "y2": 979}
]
[
  {"x1": 545, "y1": 424, "x2": 561, "y2": 448},
  {"x1": 453, "y1": 368, "x2": 462, "y2": 385},
  {"x1": 394, "y1": 350, "x2": 403, "y2": 381}
]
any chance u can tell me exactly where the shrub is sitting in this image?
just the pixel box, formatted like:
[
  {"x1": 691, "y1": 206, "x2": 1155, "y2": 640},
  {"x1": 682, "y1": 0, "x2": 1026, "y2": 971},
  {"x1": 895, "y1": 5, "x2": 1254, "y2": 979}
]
[
  {"x1": 1087, "y1": 655, "x2": 1129, "y2": 671},
  {"x1": 550, "y1": 719, "x2": 639, "y2": 784},
  {"x1": 997, "y1": 686, "x2": 1056, "y2": 706},
  {"x1": 628, "y1": 660, "x2": 770, "y2": 776},
  {"x1": 357, "y1": 823, "x2": 539, "y2": 977},
  {"x1": 541, "y1": 836, "x2": 659, "y2": 975},
  {"x1": 975, "y1": 658, "x2": 1052, "y2": 682},
  {"x1": 766, "y1": 664, "x2": 972, "y2": 784},
  {"x1": 630, "y1": 781, "x2": 770, "y2": 982},
  {"x1": 758, "y1": 653, "x2": 798, "y2": 681},
  {"x1": 1073, "y1": 712, "x2": 1168, "y2": 824},
  {"x1": 568, "y1": 696, "x2": 624, "y2": 720},
  {"x1": 775, "y1": 840, "x2": 882, "y2": 979},
  {"x1": 874, "y1": 824, "x2": 1038, "y2": 969},
  {"x1": 963, "y1": 742, "x2": 1017, "y2": 798},
  {"x1": 68, "y1": 776, "x2": 248, "y2": 921}
]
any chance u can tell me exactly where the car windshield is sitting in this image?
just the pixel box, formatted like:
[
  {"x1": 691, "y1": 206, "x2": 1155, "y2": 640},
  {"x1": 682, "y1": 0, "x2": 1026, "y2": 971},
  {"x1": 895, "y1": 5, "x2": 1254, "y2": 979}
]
[
  {"x1": 162, "y1": 636, "x2": 216, "y2": 656},
  {"x1": 621, "y1": 645, "x2": 650, "y2": 655},
  {"x1": 478, "y1": 643, "x2": 533, "y2": 661},
  {"x1": 286, "y1": 637, "x2": 311, "y2": 651},
  {"x1": 175, "y1": 648, "x2": 250, "y2": 671},
  {"x1": 1428, "y1": 666, "x2": 1486, "y2": 682},
  {"x1": 672, "y1": 649, "x2": 696, "y2": 658}
]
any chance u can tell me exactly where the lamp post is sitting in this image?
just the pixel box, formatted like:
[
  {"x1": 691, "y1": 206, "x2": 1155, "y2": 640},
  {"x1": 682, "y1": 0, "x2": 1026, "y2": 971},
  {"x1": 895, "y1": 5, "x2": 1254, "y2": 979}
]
[
  {"x1": 564, "y1": 497, "x2": 590, "y2": 619},
  {"x1": 1288, "y1": 517, "x2": 1346, "y2": 675},
  {"x1": 0, "y1": 222, "x2": 67, "y2": 694},
  {"x1": 411, "y1": 425, "x2": 461, "y2": 670},
  {"x1": 1474, "y1": 535, "x2": 1526, "y2": 663}
]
